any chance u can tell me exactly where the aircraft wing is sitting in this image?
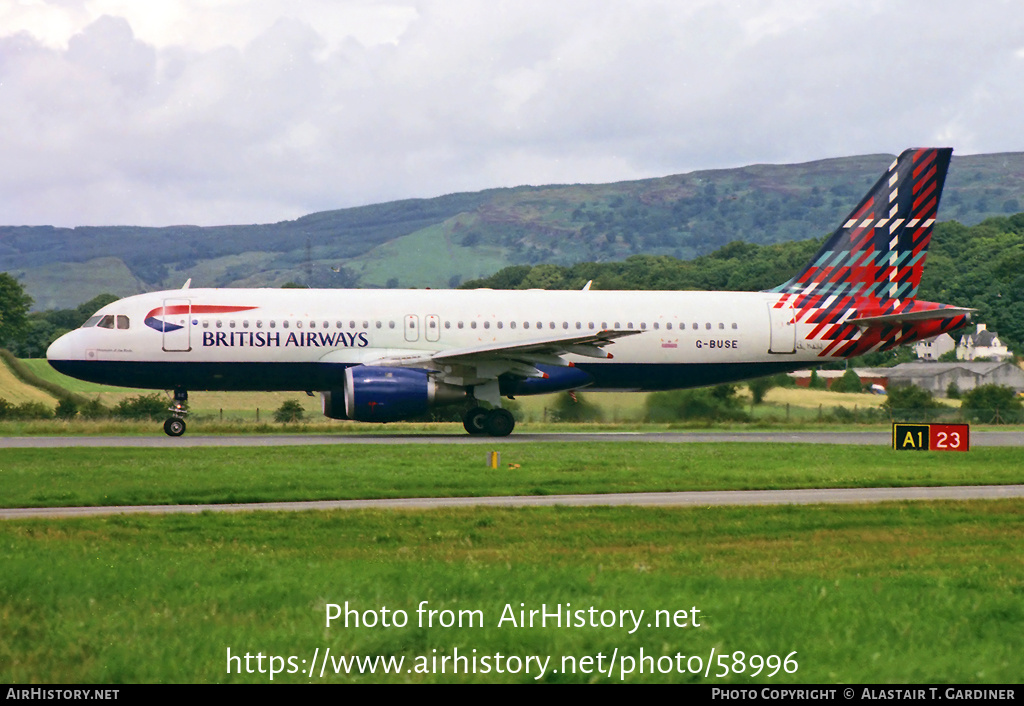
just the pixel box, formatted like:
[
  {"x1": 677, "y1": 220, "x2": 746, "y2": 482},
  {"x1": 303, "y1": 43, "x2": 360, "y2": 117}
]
[
  {"x1": 431, "y1": 329, "x2": 643, "y2": 362},
  {"x1": 365, "y1": 329, "x2": 643, "y2": 386}
]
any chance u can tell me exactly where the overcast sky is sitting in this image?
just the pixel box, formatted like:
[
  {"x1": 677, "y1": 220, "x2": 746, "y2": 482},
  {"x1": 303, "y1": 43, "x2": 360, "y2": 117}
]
[{"x1": 2, "y1": 0, "x2": 1023, "y2": 228}]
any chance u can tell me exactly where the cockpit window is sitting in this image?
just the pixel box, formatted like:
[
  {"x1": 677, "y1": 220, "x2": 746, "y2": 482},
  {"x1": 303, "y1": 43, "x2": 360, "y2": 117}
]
[{"x1": 84, "y1": 314, "x2": 129, "y2": 330}]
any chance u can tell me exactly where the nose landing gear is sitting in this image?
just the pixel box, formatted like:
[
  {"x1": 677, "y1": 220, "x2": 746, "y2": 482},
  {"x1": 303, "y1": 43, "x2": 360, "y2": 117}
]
[{"x1": 163, "y1": 388, "x2": 189, "y2": 437}]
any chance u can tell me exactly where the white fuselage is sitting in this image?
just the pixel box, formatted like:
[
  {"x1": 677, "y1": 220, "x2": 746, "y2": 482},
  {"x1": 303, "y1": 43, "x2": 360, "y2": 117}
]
[{"x1": 46, "y1": 287, "x2": 813, "y2": 394}]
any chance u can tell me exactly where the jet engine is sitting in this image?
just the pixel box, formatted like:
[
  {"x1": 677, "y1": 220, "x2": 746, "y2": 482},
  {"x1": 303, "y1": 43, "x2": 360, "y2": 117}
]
[{"x1": 320, "y1": 366, "x2": 466, "y2": 422}]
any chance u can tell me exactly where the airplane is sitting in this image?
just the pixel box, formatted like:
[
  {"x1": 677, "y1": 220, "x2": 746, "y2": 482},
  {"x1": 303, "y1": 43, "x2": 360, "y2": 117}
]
[{"x1": 46, "y1": 147, "x2": 974, "y2": 437}]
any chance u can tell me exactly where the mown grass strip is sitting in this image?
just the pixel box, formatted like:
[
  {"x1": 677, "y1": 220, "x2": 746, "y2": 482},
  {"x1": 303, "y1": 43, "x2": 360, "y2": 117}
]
[
  {"x1": 1, "y1": 501, "x2": 1020, "y2": 683},
  {"x1": 1, "y1": 443, "x2": 1021, "y2": 509}
]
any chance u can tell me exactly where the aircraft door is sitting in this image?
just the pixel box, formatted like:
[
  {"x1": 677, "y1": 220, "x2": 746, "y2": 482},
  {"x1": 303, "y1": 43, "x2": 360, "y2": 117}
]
[
  {"x1": 767, "y1": 301, "x2": 796, "y2": 354},
  {"x1": 404, "y1": 314, "x2": 420, "y2": 342},
  {"x1": 162, "y1": 298, "x2": 192, "y2": 352},
  {"x1": 425, "y1": 314, "x2": 440, "y2": 342}
]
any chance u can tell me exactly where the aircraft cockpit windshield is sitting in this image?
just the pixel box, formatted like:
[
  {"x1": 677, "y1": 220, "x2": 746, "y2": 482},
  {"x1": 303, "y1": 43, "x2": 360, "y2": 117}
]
[{"x1": 83, "y1": 314, "x2": 130, "y2": 330}]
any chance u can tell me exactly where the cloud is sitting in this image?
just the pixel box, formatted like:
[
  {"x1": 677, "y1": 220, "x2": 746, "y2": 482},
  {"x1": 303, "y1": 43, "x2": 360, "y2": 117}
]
[{"x1": 0, "y1": 1, "x2": 1022, "y2": 227}]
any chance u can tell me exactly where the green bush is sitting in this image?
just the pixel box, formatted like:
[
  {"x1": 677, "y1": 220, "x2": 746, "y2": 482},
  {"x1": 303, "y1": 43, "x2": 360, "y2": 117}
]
[
  {"x1": 645, "y1": 385, "x2": 749, "y2": 423},
  {"x1": 882, "y1": 385, "x2": 941, "y2": 421},
  {"x1": 55, "y1": 397, "x2": 79, "y2": 419},
  {"x1": 274, "y1": 400, "x2": 306, "y2": 423},
  {"x1": 960, "y1": 384, "x2": 1023, "y2": 423},
  {"x1": 113, "y1": 394, "x2": 170, "y2": 420},
  {"x1": 550, "y1": 392, "x2": 603, "y2": 422},
  {"x1": 831, "y1": 369, "x2": 865, "y2": 393}
]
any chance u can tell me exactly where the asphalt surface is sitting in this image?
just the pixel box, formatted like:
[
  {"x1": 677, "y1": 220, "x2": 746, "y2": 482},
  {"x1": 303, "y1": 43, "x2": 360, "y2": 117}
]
[
  {"x1": 3, "y1": 485, "x2": 1022, "y2": 520},
  {"x1": 2, "y1": 430, "x2": 1022, "y2": 447}
]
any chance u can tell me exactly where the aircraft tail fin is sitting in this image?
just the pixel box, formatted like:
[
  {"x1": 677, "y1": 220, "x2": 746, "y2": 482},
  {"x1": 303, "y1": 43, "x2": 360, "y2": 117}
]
[{"x1": 771, "y1": 147, "x2": 953, "y2": 302}]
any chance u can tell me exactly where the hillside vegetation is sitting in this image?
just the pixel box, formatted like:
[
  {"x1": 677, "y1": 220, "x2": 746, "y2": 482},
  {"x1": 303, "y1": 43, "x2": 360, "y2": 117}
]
[
  {"x1": 463, "y1": 214, "x2": 1024, "y2": 353},
  {"x1": 3, "y1": 151, "x2": 1023, "y2": 309}
]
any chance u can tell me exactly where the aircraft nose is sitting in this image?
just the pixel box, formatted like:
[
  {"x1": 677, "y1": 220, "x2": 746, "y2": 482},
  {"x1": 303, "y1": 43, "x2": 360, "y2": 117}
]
[{"x1": 46, "y1": 330, "x2": 79, "y2": 363}]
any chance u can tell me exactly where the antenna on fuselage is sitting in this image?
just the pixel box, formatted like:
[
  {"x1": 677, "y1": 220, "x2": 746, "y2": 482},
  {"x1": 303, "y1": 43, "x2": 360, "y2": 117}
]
[{"x1": 182, "y1": 278, "x2": 192, "y2": 289}]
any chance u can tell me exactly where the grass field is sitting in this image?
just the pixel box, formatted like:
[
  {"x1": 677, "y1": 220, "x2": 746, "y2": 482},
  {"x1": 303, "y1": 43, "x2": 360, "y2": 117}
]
[
  {"x1": 1, "y1": 443, "x2": 1022, "y2": 509},
  {"x1": 1, "y1": 500, "x2": 1020, "y2": 683}
]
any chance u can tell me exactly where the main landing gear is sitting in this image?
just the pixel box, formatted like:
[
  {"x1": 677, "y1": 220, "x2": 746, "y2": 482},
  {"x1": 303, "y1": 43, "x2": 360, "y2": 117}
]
[
  {"x1": 462, "y1": 406, "x2": 515, "y2": 437},
  {"x1": 163, "y1": 388, "x2": 189, "y2": 437}
]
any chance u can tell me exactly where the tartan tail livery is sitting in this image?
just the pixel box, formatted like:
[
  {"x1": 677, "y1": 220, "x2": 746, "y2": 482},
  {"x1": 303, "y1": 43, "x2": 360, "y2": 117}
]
[{"x1": 768, "y1": 147, "x2": 973, "y2": 359}]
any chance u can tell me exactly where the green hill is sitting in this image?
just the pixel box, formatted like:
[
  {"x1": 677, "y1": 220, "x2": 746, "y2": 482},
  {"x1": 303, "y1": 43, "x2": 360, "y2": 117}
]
[{"x1": 3, "y1": 151, "x2": 1024, "y2": 309}]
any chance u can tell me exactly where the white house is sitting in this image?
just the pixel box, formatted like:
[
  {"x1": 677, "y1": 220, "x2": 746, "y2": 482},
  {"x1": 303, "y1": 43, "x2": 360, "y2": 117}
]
[
  {"x1": 957, "y1": 324, "x2": 1012, "y2": 361},
  {"x1": 914, "y1": 333, "x2": 956, "y2": 361}
]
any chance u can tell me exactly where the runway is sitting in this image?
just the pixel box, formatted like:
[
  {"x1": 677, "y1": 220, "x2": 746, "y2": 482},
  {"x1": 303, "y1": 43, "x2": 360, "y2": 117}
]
[
  {"x1": 2, "y1": 430, "x2": 1022, "y2": 447},
  {"x1": 3, "y1": 485, "x2": 1022, "y2": 520}
]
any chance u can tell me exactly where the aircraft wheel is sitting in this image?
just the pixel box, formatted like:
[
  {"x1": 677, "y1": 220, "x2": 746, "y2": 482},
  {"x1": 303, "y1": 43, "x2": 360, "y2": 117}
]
[
  {"x1": 462, "y1": 406, "x2": 489, "y2": 435},
  {"x1": 163, "y1": 417, "x2": 186, "y2": 437},
  {"x1": 484, "y1": 408, "x2": 515, "y2": 437}
]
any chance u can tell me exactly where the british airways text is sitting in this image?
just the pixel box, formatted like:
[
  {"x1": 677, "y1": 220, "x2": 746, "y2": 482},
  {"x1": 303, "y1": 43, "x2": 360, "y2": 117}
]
[{"x1": 202, "y1": 331, "x2": 369, "y2": 348}]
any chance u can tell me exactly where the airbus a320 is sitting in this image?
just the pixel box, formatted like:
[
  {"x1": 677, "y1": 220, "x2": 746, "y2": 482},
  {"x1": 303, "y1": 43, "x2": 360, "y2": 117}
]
[{"x1": 47, "y1": 148, "x2": 972, "y2": 436}]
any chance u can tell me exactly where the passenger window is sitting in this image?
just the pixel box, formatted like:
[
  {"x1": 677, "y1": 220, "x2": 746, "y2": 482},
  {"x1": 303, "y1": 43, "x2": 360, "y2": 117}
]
[
  {"x1": 202, "y1": 320, "x2": 210, "y2": 329},
  {"x1": 666, "y1": 323, "x2": 673, "y2": 330},
  {"x1": 719, "y1": 323, "x2": 725, "y2": 330},
  {"x1": 282, "y1": 320, "x2": 289, "y2": 329},
  {"x1": 653, "y1": 323, "x2": 659, "y2": 330},
  {"x1": 732, "y1": 323, "x2": 738, "y2": 330},
  {"x1": 705, "y1": 323, "x2": 711, "y2": 330},
  {"x1": 243, "y1": 321, "x2": 250, "y2": 329},
  {"x1": 484, "y1": 322, "x2": 491, "y2": 329},
  {"x1": 471, "y1": 322, "x2": 477, "y2": 329},
  {"x1": 229, "y1": 320, "x2": 236, "y2": 329},
  {"x1": 310, "y1": 321, "x2": 316, "y2": 329},
  {"x1": 692, "y1": 323, "x2": 698, "y2": 330},
  {"x1": 497, "y1": 322, "x2": 503, "y2": 329}
]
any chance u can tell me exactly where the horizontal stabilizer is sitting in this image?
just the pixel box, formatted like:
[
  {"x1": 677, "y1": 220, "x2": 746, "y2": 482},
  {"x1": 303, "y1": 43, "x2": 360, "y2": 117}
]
[{"x1": 848, "y1": 307, "x2": 975, "y2": 327}]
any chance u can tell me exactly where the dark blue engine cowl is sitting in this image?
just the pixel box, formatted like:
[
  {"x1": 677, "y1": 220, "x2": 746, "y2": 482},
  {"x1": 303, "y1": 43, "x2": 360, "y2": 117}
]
[
  {"x1": 342, "y1": 366, "x2": 465, "y2": 422},
  {"x1": 499, "y1": 364, "x2": 594, "y2": 397}
]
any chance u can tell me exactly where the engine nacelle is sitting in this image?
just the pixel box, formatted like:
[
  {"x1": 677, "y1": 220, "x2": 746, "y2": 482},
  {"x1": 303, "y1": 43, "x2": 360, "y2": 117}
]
[
  {"x1": 323, "y1": 366, "x2": 466, "y2": 423},
  {"x1": 499, "y1": 364, "x2": 594, "y2": 397},
  {"x1": 320, "y1": 389, "x2": 349, "y2": 420}
]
